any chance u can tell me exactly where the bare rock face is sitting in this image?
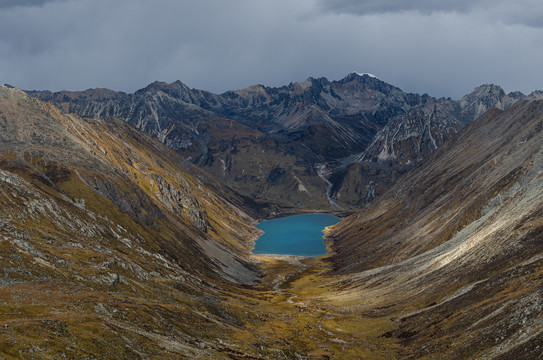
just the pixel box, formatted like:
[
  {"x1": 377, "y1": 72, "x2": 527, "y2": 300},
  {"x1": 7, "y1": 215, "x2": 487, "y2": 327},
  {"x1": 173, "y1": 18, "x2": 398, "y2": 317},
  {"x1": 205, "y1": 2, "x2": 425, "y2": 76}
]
[{"x1": 328, "y1": 84, "x2": 543, "y2": 207}]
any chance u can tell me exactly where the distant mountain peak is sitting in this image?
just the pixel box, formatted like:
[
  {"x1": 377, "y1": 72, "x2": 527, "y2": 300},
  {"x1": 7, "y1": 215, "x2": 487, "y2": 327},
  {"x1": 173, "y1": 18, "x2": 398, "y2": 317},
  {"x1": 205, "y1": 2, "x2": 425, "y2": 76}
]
[
  {"x1": 171, "y1": 79, "x2": 186, "y2": 87},
  {"x1": 144, "y1": 80, "x2": 189, "y2": 91},
  {"x1": 339, "y1": 72, "x2": 385, "y2": 86},
  {"x1": 233, "y1": 83, "x2": 270, "y2": 98},
  {"x1": 464, "y1": 84, "x2": 505, "y2": 100}
]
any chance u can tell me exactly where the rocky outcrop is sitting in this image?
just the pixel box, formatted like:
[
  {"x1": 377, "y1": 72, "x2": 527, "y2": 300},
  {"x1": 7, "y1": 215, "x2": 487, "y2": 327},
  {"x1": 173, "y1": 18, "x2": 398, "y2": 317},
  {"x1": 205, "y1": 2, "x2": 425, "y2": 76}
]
[{"x1": 152, "y1": 174, "x2": 211, "y2": 232}]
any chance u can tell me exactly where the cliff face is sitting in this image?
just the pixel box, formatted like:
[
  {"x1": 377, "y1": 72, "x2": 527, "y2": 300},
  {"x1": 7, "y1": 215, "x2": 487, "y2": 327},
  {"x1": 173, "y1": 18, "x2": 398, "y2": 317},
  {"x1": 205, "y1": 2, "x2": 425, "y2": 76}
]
[
  {"x1": 326, "y1": 100, "x2": 543, "y2": 358},
  {"x1": 35, "y1": 75, "x2": 538, "y2": 211}
]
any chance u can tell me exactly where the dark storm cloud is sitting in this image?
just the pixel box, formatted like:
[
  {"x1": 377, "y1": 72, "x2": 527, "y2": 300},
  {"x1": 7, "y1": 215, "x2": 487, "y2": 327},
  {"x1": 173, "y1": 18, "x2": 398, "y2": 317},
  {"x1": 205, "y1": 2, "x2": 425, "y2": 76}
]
[
  {"x1": 318, "y1": 0, "x2": 543, "y2": 28},
  {"x1": 0, "y1": 0, "x2": 67, "y2": 8},
  {"x1": 318, "y1": 0, "x2": 474, "y2": 15},
  {"x1": 0, "y1": 0, "x2": 543, "y2": 99}
]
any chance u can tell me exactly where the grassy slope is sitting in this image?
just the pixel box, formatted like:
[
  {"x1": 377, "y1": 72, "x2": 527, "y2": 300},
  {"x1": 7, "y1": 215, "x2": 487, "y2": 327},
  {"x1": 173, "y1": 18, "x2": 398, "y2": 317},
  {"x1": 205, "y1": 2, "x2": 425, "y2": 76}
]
[{"x1": 0, "y1": 87, "x2": 259, "y2": 358}]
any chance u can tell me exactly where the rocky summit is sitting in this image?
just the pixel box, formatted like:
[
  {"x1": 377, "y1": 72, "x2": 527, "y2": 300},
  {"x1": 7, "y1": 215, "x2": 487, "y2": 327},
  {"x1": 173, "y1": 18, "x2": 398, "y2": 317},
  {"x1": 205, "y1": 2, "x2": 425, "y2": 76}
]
[{"x1": 1, "y1": 75, "x2": 543, "y2": 359}]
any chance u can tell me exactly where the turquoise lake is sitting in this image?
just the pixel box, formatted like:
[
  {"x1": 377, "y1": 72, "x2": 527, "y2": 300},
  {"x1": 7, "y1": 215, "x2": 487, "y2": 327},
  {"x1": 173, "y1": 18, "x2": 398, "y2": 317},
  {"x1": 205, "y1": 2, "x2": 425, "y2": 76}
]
[{"x1": 253, "y1": 213, "x2": 340, "y2": 256}]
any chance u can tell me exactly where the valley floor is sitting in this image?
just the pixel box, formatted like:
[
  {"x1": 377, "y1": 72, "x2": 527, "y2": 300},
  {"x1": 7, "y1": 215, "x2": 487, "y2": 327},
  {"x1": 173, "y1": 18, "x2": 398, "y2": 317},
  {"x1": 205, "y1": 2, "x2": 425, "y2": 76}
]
[
  {"x1": 223, "y1": 254, "x2": 399, "y2": 359},
  {"x1": 0, "y1": 255, "x2": 398, "y2": 359},
  {"x1": 217, "y1": 249, "x2": 543, "y2": 360},
  {"x1": 2, "y1": 248, "x2": 542, "y2": 359}
]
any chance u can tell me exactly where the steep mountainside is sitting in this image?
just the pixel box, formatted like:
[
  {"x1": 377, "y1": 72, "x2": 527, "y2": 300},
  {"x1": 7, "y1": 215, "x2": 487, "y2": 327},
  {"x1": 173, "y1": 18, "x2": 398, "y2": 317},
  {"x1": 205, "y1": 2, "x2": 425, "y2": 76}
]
[
  {"x1": 0, "y1": 85, "x2": 265, "y2": 357},
  {"x1": 330, "y1": 85, "x2": 543, "y2": 206},
  {"x1": 32, "y1": 82, "x2": 333, "y2": 212},
  {"x1": 325, "y1": 99, "x2": 543, "y2": 358}
]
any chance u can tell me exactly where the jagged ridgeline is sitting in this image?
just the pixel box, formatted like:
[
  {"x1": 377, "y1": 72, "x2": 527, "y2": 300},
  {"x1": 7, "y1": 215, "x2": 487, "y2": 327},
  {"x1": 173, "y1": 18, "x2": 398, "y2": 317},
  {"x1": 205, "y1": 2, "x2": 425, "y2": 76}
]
[{"x1": 30, "y1": 74, "x2": 543, "y2": 211}]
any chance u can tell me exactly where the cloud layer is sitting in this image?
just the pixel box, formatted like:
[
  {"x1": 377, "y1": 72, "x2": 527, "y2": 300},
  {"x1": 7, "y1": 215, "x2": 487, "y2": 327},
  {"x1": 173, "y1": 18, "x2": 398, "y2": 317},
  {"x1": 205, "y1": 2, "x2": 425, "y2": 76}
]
[
  {"x1": 0, "y1": 0, "x2": 67, "y2": 9},
  {"x1": 318, "y1": 0, "x2": 543, "y2": 27},
  {"x1": 1, "y1": 0, "x2": 542, "y2": 98},
  {"x1": 319, "y1": 0, "x2": 474, "y2": 15}
]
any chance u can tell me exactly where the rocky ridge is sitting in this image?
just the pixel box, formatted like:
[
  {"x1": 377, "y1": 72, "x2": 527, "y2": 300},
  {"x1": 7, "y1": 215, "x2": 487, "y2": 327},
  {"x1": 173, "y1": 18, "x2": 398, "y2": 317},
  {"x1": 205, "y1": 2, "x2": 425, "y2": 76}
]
[
  {"x1": 329, "y1": 84, "x2": 543, "y2": 206},
  {"x1": 20, "y1": 76, "x2": 441, "y2": 208}
]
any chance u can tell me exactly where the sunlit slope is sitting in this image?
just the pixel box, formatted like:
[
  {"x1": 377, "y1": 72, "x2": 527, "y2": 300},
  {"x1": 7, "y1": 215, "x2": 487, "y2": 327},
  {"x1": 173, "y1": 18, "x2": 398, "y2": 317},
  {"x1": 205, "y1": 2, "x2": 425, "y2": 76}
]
[{"x1": 327, "y1": 100, "x2": 543, "y2": 359}]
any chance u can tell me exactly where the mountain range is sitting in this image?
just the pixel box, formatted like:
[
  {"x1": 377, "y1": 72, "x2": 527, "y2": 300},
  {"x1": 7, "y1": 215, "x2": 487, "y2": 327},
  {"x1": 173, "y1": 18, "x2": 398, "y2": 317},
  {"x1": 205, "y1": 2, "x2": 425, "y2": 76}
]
[
  {"x1": 1, "y1": 74, "x2": 542, "y2": 359},
  {"x1": 29, "y1": 74, "x2": 543, "y2": 212}
]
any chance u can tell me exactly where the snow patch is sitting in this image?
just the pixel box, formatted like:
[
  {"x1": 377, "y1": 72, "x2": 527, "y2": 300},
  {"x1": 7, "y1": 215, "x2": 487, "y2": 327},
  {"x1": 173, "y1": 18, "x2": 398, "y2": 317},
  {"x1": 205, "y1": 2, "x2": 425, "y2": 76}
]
[{"x1": 354, "y1": 72, "x2": 377, "y2": 78}]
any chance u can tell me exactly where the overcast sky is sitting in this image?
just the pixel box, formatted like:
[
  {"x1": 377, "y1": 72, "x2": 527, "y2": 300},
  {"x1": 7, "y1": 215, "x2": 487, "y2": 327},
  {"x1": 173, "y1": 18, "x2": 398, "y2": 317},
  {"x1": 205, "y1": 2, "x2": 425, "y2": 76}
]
[{"x1": 1, "y1": 0, "x2": 543, "y2": 98}]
